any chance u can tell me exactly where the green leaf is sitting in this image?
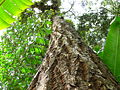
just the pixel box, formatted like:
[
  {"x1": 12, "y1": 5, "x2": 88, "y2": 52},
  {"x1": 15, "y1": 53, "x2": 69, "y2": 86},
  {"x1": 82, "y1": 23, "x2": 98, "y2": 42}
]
[
  {"x1": 2, "y1": 0, "x2": 22, "y2": 15},
  {"x1": 12, "y1": 0, "x2": 30, "y2": 10},
  {"x1": 0, "y1": 0, "x2": 33, "y2": 30},
  {"x1": 0, "y1": 17, "x2": 10, "y2": 29},
  {"x1": 35, "y1": 48, "x2": 41, "y2": 54},
  {"x1": 16, "y1": 47, "x2": 22, "y2": 54},
  {"x1": 0, "y1": 0, "x2": 4, "y2": 5},
  {"x1": 103, "y1": 16, "x2": 120, "y2": 82},
  {"x1": 45, "y1": 21, "x2": 52, "y2": 25},
  {"x1": 98, "y1": 51, "x2": 103, "y2": 59},
  {"x1": 0, "y1": 7, "x2": 16, "y2": 23},
  {"x1": 30, "y1": 48, "x2": 35, "y2": 54}
]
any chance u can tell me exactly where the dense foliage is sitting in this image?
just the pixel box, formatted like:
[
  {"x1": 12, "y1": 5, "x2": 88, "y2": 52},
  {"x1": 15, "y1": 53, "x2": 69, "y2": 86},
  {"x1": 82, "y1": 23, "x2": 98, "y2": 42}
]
[
  {"x1": 0, "y1": 9, "x2": 52, "y2": 89},
  {"x1": 77, "y1": 8, "x2": 113, "y2": 53}
]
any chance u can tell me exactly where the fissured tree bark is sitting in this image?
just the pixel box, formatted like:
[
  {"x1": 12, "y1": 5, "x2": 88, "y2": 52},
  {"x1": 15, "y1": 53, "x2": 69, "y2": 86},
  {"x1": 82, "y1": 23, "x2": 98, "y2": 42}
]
[{"x1": 28, "y1": 16, "x2": 120, "y2": 90}]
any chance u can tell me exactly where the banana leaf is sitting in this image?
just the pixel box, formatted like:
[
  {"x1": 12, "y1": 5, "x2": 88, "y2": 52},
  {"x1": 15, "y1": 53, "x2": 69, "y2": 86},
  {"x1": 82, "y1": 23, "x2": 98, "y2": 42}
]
[
  {"x1": 103, "y1": 16, "x2": 120, "y2": 83},
  {"x1": 0, "y1": 0, "x2": 33, "y2": 30}
]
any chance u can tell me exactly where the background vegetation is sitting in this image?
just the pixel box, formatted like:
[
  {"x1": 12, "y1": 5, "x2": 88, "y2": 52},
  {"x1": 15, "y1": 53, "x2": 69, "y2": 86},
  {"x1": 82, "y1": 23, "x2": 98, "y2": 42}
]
[{"x1": 0, "y1": 9, "x2": 52, "y2": 89}]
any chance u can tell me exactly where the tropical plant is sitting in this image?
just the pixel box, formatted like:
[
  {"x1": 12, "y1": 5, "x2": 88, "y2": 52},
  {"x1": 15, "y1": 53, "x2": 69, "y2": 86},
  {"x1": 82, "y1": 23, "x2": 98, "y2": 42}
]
[
  {"x1": 0, "y1": 0, "x2": 33, "y2": 30},
  {"x1": 103, "y1": 16, "x2": 120, "y2": 83}
]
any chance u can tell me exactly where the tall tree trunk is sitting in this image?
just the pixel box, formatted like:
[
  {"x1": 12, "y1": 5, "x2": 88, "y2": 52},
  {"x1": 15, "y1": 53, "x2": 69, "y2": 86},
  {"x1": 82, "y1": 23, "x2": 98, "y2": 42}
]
[{"x1": 28, "y1": 16, "x2": 120, "y2": 90}]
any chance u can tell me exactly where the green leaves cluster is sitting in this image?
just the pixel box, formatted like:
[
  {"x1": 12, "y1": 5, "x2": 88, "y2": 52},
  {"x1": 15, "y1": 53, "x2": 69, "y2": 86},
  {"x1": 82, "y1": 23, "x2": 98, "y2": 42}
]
[
  {"x1": 0, "y1": 9, "x2": 52, "y2": 89},
  {"x1": 102, "y1": 0, "x2": 120, "y2": 16},
  {"x1": 77, "y1": 8, "x2": 113, "y2": 53}
]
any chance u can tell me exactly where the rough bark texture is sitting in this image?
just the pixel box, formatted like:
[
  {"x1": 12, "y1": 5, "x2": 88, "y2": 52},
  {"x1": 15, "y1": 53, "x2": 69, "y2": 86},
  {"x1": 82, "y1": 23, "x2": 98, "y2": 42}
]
[{"x1": 28, "y1": 16, "x2": 120, "y2": 90}]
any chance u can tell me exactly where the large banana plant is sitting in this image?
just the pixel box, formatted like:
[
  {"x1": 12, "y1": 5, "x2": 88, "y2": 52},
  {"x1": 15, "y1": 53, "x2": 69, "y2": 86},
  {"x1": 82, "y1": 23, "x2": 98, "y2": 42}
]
[
  {"x1": 103, "y1": 16, "x2": 120, "y2": 83},
  {"x1": 0, "y1": 0, "x2": 33, "y2": 30}
]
